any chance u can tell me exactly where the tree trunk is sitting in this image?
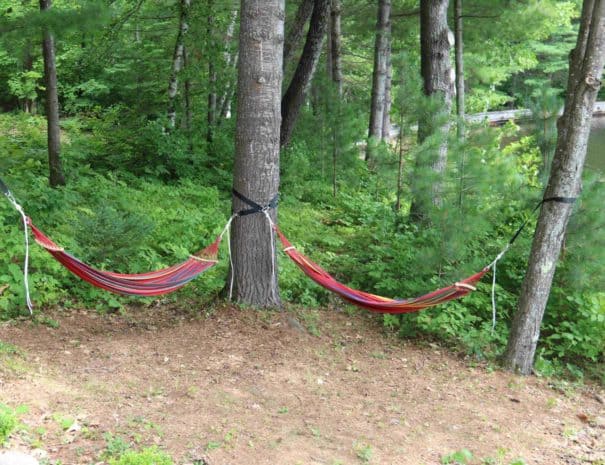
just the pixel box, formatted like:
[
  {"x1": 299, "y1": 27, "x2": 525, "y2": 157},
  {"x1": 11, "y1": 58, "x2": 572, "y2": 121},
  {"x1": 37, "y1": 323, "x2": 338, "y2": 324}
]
[
  {"x1": 329, "y1": 0, "x2": 343, "y2": 97},
  {"x1": 207, "y1": 3, "x2": 217, "y2": 143},
  {"x1": 219, "y1": 52, "x2": 238, "y2": 119},
  {"x1": 217, "y1": 8, "x2": 239, "y2": 122},
  {"x1": 280, "y1": 0, "x2": 330, "y2": 148},
  {"x1": 367, "y1": 0, "x2": 391, "y2": 156},
  {"x1": 409, "y1": 0, "x2": 453, "y2": 220},
  {"x1": 231, "y1": 0, "x2": 285, "y2": 307},
  {"x1": 182, "y1": 47, "x2": 193, "y2": 153},
  {"x1": 504, "y1": 0, "x2": 605, "y2": 375},
  {"x1": 454, "y1": 0, "x2": 464, "y2": 139},
  {"x1": 382, "y1": 40, "x2": 392, "y2": 141},
  {"x1": 167, "y1": 0, "x2": 191, "y2": 129},
  {"x1": 40, "y1": 0, "x2": 65, "y2": 188},
  {"x1": 283, "y1": 0, "x2": 314, "y2": 70}
]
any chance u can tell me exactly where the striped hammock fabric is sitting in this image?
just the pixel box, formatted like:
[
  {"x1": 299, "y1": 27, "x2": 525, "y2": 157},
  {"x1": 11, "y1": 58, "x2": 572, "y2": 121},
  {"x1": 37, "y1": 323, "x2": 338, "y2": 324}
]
[
  {"x1": 275, "y1": 226, "x2": 488, "y2": 314},
  {"x1": 28, "y1": 220, "x2": 221, "y2": 296}
]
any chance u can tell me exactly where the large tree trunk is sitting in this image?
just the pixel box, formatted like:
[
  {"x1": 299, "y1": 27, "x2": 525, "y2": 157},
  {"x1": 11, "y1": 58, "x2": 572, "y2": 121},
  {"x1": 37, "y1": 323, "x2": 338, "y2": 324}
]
[
  {"x1": 454, "y1": 0, "x2": 464, "y2": 139},
  {"x1": 504, "y1": 0, "x2": 605, "y2": 375},
  {"x1": 280, "y1": 0, "x2": 330, "y2": 148},
  {"x1": 231, "y1": 0, "x2": 285, "y2": 307},
  {"x1": 167, "y1": 0, "x2": 191, "y2": 129},
  {"x1": 329, "y1": 0, "x2": 343, "y2": 97},
  {"x1": 367, "y1": 0, "x2": 391, "y2": 156},
  {"x1": 40, "y1": 0, "x2": 65, "y2": 188},
  {"x1": 283, "y1": 0, "x2": 314, "y2": 70},
  {"x1": 409, "y1": 0, "x2": 453, "y2": 220}
]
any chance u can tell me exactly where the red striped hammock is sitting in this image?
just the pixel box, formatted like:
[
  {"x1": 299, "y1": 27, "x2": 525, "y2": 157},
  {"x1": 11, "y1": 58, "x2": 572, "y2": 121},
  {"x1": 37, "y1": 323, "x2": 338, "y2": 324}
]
[
  {"x1": 274, "y1": 225, "x2": 489, "y2": 314},
  {"x1": 28, "y1": 219, "x2": 221, "y2": 297}
]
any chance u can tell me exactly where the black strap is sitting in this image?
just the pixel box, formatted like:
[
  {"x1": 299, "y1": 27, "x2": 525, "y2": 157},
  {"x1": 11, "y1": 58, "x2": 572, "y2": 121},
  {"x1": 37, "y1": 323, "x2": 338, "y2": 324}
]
[
  {"x1": 0, "y1": 176, "x2": 9, "y2": 196},
  {"x1": 232, "y1": 189, "x2": 279, "y2": 217},
  {"x1": 508, "y1": 196, "x2": 577, "y2": 245}
]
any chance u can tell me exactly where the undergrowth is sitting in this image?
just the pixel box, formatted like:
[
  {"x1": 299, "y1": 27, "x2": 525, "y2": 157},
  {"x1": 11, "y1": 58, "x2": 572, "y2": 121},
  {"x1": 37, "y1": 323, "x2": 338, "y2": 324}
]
[{"x1": 0, "y1": 111, "x2": 603, "y2": 383}]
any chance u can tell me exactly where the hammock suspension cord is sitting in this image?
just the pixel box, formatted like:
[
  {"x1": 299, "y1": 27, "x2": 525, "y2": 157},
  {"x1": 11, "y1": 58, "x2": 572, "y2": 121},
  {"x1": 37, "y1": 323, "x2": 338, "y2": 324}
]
[
  {"x1": 1, "y1": 175, "x2": 578, "y2": 316},
  {"x1": 0, "y1": 179, "x2": 33, "y2": 314}
]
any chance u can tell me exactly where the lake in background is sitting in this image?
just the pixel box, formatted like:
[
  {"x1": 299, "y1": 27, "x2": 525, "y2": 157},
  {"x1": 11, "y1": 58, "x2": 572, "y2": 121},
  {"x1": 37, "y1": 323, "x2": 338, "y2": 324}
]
[{"x1": 587, "y1": 116, "x2": 605, "y2": 173}]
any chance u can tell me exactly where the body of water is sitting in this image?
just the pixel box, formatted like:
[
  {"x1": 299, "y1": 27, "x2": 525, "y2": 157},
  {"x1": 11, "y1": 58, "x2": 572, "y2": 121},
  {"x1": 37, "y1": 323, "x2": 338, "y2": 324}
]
[{"x1": 586, "y1": 116, "x2": 605, "y2": 173}]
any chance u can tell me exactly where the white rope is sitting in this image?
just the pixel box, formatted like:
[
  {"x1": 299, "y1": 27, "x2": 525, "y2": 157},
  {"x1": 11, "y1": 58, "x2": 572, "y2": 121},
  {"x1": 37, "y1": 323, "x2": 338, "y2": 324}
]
[
  {"x1": 262, "y1": 209, "x2": 278, "y2": 303},
  {"x1": 4, "y1": 192, "x2": 33, "y2": 314},
  {"x1": 487, "y1": 244, "x2": 510, "y2": 332},
  {"x1": 220, "y1": 215, "x2": 236, "y2": 301}
]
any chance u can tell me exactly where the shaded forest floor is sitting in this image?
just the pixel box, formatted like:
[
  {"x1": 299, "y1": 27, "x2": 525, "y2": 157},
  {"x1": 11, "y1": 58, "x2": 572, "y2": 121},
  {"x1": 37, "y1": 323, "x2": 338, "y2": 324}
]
[{"x1": 0, "y1": 305, "x2": 603, "y2": 465}]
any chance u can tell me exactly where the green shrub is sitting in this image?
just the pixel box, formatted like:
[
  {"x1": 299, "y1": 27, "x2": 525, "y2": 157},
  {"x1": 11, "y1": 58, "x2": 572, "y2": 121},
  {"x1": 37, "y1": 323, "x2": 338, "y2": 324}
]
[{"x1": 108, "y1": 447, "x2": 173, "y2": 465}]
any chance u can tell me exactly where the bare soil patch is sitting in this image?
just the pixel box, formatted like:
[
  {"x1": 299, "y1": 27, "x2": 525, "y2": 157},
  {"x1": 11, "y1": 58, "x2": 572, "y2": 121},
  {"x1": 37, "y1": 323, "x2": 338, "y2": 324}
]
[{"x1": 0, "y1": 305, "x2": 603, "y2": 464}]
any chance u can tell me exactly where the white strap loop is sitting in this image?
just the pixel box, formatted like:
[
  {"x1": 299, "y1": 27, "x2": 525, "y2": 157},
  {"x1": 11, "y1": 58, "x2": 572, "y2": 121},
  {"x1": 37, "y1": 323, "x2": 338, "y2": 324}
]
[{"x1": 4, "y1": 192, "x2": 33, "y2": 314}]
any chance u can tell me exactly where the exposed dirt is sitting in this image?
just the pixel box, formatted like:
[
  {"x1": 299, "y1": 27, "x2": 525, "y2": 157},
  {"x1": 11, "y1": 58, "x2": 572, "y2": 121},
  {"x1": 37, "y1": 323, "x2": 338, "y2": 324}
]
[{"x1": 0, "y1": 305, "x2": 603, "y2": 465}]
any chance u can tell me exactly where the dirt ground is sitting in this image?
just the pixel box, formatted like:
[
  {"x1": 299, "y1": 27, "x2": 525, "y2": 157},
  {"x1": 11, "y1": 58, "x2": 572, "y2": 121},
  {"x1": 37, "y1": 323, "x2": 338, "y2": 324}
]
[{"x1": 0, "y1": 305, "x2": 603, "y2": 465}]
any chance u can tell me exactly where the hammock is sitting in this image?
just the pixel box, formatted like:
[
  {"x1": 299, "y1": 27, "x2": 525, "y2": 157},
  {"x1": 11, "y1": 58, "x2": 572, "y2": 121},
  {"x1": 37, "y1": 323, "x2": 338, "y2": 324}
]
[
  {"x1": 274, "y1": 225, "x2": 489, "y2": 314},
  {"x1": 28, "y1": 220, "x2": 222, "y2": 297}
]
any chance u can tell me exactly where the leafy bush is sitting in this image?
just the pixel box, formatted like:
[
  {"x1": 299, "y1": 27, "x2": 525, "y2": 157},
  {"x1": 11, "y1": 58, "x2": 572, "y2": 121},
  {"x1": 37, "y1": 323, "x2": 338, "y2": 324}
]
[{"x1": 108, "y1": 447, "x2": 173, "y2": 465}]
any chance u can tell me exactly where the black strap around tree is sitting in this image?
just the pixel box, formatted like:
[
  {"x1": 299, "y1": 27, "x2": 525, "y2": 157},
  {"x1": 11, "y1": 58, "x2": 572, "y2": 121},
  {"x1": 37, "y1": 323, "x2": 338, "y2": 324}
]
[
  {"x1": 508, "y1": 195, "x2": 578, "y2": 245},
  {"x1": 232, "y1": 189, "x2": 279, "y2": 217}
]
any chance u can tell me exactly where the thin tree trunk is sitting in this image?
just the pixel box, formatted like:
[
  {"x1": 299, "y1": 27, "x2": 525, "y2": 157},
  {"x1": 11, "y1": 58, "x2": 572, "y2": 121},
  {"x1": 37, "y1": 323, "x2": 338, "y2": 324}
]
[
  {"x1": 280, "y1": 0, "x2": 330, "y2": 148},
  {"x1": 409, "y1": 0, "x2": 453, "y2": 220},
  {"x1": 167, "y1": 0, "x2": 191, "y2": 129},
  {"x1": 454, "y1": 0, "x2": 464, "y2": 139},
  {"x1": 217, "y1": 8, "x2": 239, "y2": 121},
  {"x1": 382, "y1": 40, "x2": 392, "y2": 141},
  {"x1": 367, "y1": 0, "x2": 391, "y2": 158},
  {"x1": 329, "y1": 0, "x2": 343, "y2": 97},
  {"x1": 504, "y1": 0, "x2": 605, "y2": 375},
  {"x1": 283, "y1": 0, "x2": 314, "y2": 70},
  {"x1": 219, "y1": 52, "x2": 238, "y2": 119},
  {"x1": 231, "y1": 0, "x2": 285, "y2": 307},
  {"x1": 207, "y1": 3, "x2": 217, "y2": 143},
  {"x1": 182, "y1": 47, "x2": 193, "y2": 153},
  {"x1": 40, "y1": 0, "x2": 65, "y2": 188}
]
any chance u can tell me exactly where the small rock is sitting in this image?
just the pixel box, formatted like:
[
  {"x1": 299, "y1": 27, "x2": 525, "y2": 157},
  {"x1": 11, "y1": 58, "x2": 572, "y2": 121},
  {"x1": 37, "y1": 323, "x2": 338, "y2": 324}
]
[{"x1": 0, "y1": 451, "x2": 40, "y2": 465}]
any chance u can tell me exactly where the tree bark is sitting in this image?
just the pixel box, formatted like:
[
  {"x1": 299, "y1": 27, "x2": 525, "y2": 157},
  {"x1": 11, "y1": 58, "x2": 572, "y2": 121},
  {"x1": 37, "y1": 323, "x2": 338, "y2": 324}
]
[
  {"x1": 409, "y1": 0, "x2": 453, "y2": 220},
  {"x1": 280, "y1": 0, "x2": 330, "y2": 148},
  {"x1": 283, "y1": 0, "x2": 314, "y2": 70},
  {"x1": 367, "y1": 0, "x2": 391, "y2": 156},
  {"x1": 454, "y1": 0, "x2": 464, "y2": 139},
  {"x1": 504, "y1": 0, "x2": 605, "y2": 375},
  {"x1": 207, "y1": 1, "x2": 217, "y2": 142},
  {"x1": 231, "y1": 0, "x2": 285, "y2": 307},
  {"x1": 167, "y1": 0, "x2": 191, "y2": 129},
  {"x1": 40, "y1": 0, "x2": 65, "y2": 188},
  {"x1": 217, "y1": 8, "x2": 239, "y2": 121},
  {"x1": 329, "y1": 0, "x2": 343, "y2": 97},
  {"x1": 382, "y1": 40, "x2": 392, "y2": 141}
]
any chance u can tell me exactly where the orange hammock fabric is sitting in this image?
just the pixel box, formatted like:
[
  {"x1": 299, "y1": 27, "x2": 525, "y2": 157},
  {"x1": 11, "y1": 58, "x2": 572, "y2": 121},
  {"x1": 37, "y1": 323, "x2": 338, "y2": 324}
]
[{"x1": 274, "y1": 225, "x2": 489, "y2": 314}]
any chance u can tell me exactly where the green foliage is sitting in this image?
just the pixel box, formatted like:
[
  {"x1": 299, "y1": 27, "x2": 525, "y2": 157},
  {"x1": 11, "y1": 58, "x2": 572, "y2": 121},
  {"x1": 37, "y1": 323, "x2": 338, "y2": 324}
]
[
  {"x1": 108, "y1": 447, "x2": 173, "y2": 465},
  {"x1": 0, "y1": 404, "x2": 27, "y2": 444},
  {"x1": 441, "y1": 449, "x2": 473, "y2": 464}
]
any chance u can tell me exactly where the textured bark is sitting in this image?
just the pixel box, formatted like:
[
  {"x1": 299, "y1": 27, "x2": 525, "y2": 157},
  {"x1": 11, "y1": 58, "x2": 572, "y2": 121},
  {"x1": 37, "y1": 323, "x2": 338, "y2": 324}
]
[
  {"x1": 207, "y1": 2, "x2": 217, "y2": 142},
  {"x1": 40, "y1": 0, "x2": 65, "y2": 188},
  {"x1": 280, "y1": 0, "x2": 330, "y2": 148},
  {"x1": 329, "y1": 0, "x2": 343, "y2": 96},
  {"x1": 454, "y1": 0, "x2": 464, "y2": 138},
  {"x1": 231, "y1": 0, "x2": 285, "y2": 307},
  {"x1": 283, "y1": 0, "x2": 314, "y2": 69},
  {"x1": 167, "y1": 0, "x2": 191, "y2": 129},
  {"x1": 409, "y1": 0, "x2": 453, "y2": 219},
  {"x1": 381, "y1": 40, "x2": 392, "y2": 141},
  {"x1": 504, "y1": 0, "x2": 605, "y2": 375},
  {"x1": 367, "y1": 0, "x2": 391, "y2": 152}
]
